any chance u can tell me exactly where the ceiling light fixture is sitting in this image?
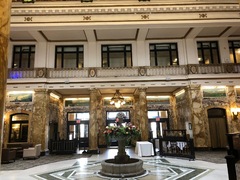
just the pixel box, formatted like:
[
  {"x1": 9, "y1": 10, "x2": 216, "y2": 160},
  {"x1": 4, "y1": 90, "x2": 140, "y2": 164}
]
[{"x1": 110, "y1": 90, "x2": 125, "y2": 108}]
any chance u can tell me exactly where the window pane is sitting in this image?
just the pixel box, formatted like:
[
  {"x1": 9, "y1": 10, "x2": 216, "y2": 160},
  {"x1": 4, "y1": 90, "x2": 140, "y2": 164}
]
[
  {"x1": 63, "y1": 53, "x2": 76, "y2": 68},
  {"x1": 236, "y1": 49, "x2": 240, "y2": 63},
  {"x1": 149, "y1": 45, "x2": 154, "y2": 50},
  {"x1": 76, "y1": 112, "x2": 89, "y2": 120},
  {"x1": 21, "y1": 124, "x2": 28, "y2": 142},
  {"x1": 80, "y1": 124, "x2": 88, "y2": 138},
  {"x1": 211, "y1": 42, "x2": 217, "y2": 48},
  {"x1": 202, "y1": 42, "x2": 210, "y2": 48},
  {"x1": 69, "y1": 125, "x2": 76, "y2": 140},
  {"x1": 171, "y1": 51, "x2": 178, "y2": 65},
  {"x1": 64, "y1": 47, "x2": 77, "y2": 52},
  {"x1": 57, "y1": 47, "x2": 62, "y2": 52},
  {"x1": 150, "y1": 52, "x2": 155, "y2": 66},
  {"x1": 102, "y1": 53, "x2": 108, "y2": 67},
  {"x1": 10, "y1": 124, "x2": 20, "y2": 141},
  {"x1": 150, "y1": 122, "x2": 157, "y2": 138},
  {"x1": 156, "y1": 44, "x2": 169, "y2": 50},
  {"x1": 21, "y1": 54, "x2": 29, "y2": 68},
  {"x1": 78, "y1": 53, "x2": 84, "y2": 68},
  {"x1": 203, "y1": 49, "x2": 211, "y2": 64},
  {"x1": 15, "y1": 47, "x2": 21, "y2": 52},
  {"x1": 56, "y1": 54, "x2": 62, "y2": 68},
  {"x1": 126, "y1": 52, "x2": 132, "y2": 67},
  {"x1": 13, "y1": 54, "x2": 20, "y2": 68},
  {"x1": 109, "y1": 52, "x2": 125, "y2": 67},
  {"x1": 171, "y1": 44, "x2": 176, "y2": 49},
  {"x1": 30, "y1": 53, "x2": 35, "y2": 68},
  {"x1": 229, "y1": 49, "x2": 234, "y2": 63},
  {"x1": 212, "y1": 49, "x2": 219, "y2": 64},
  {"x1": 198, "y1": 49, "x2": 204, "y2": 64},
  {"x1": 12, "y1": 114, "x2": 29, "y2": 121},
  {"x1": 157, "y1": 51, "x2": 170, "y2": 66}
]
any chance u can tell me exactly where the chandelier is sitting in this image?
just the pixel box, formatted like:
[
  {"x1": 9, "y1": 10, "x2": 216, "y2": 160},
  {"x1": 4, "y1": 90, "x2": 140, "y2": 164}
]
[{"x1": 110, "y1": 90, "x2": 125, "y2": 108}]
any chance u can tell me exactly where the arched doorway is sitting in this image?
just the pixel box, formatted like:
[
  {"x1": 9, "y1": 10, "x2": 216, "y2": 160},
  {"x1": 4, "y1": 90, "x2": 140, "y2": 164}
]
[{"x1": 208, "y1": 108, "x2": 228, "y2": 149}]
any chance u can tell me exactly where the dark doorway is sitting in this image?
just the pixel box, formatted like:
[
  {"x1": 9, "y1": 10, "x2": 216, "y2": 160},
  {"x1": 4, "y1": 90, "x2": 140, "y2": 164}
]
[
  {"x1": 208, "y1": 108, "x2": 228, "y2": 149},
  {"x1": 9, "y1": 113, "x2": 29, "y2": 142}
]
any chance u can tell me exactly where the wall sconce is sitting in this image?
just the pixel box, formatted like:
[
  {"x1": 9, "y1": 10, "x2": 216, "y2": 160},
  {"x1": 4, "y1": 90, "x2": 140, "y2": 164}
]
[{"x1": 231, "y1": 108, "x2": 240, "y2": 119}]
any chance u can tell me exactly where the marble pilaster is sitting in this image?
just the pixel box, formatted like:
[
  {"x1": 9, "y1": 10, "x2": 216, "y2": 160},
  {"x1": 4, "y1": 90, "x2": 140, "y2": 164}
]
[
  {"x1": 0, "y1": 0, "x2": 12, "y2": 165},
  {"x1": 97, "y1": 96, "x2": 104, "y2": 146},
  {"x1": 49, "y1": 96, "x2": 64, "y2": 140},
  {"x1": 169, "y1": 96, "x2": 177, "y2": 129},
  {"x1": 31, "y1": 89, "x2": 49, "y2": 152},
  {"x1": 88, "y1": 88, "x2": 99, "y2": 153},
  {"x1": 138, "y1": 88, "x2": 148, "y2": 141},
  {"x1": 227, "y1": 86, "x2": 240, "y2": 132}
]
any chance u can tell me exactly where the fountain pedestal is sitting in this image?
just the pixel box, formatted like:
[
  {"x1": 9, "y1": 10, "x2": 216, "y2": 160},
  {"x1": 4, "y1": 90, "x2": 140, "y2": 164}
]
[{"x1": 99, "y1": 139, "x2": 146, "y2": 178}]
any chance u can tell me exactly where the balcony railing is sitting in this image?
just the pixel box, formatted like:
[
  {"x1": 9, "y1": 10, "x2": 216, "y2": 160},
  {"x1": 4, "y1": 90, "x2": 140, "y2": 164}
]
[{"x1": 7, "y1": 64, "x2": 240, "y2": 80}]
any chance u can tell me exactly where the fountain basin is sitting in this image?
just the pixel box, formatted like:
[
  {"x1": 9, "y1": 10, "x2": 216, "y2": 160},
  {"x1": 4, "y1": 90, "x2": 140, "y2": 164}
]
[{"x1": 99, "y1": 158, "x2": 145, "y2": 178}]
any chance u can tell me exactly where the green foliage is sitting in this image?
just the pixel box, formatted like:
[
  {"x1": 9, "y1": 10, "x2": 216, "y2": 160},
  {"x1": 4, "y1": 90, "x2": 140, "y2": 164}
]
[{"x1": 103, "y1": 123, "x2": 141, "y2": 145}]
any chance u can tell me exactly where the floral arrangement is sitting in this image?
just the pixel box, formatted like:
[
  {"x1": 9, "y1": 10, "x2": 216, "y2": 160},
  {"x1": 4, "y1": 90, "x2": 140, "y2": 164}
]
[{"x1": 104, "y1": 122, "x2": 141, "y2": 144}]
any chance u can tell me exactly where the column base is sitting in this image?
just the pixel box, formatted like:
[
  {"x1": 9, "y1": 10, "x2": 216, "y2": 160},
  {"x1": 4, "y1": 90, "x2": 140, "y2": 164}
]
[{"x1": 87, "y1": 149, "x2": 100, "y2": 154}]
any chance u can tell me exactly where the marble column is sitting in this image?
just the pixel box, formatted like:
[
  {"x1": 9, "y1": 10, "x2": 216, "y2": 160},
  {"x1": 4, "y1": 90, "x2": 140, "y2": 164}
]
[
  {"x1": 31, "y1": 89, "x2": 49, "y2": 153},
  {"x1": 0, "y1": 0, "x2": 12, "y2": 165},
  {"x1": 133, "y1": 94, "x2": 140, "y2": 128},
  {"x1": 88, "y1": 88, "x2": 99, "y2": 154},
  {"x1": 138, "y1": 88, "x2": 149, "y2": 141},
  {"x1": 188, "y1": 85, "x2": 208, "y2": 148}
]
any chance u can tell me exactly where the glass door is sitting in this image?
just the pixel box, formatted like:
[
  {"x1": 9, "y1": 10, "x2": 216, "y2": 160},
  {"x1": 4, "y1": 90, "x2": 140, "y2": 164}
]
[
  {"x1": 148, "y1": 110, "x2": 169, "y2": 139},
  {"x1": 67, "y1": 112, "x2": 89, "y2": 149}
]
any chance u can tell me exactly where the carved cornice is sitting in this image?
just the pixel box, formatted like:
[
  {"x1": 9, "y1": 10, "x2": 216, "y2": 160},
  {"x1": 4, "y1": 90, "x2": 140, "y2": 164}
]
[{"x1": 11, "y1": 4, "x2": 240, "y2": 16}]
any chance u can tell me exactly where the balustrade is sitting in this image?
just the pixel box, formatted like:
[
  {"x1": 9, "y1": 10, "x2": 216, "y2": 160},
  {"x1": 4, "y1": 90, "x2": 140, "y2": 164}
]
[
  {"x1": 7, "y1": 64, "x2": 240, "y2": 80},
  {"x1": 97, "y1": 67, "x2": 138, "y2": 77},
  {"x1": 8, "y1": 68, "x2": 36, "y2": 79}
]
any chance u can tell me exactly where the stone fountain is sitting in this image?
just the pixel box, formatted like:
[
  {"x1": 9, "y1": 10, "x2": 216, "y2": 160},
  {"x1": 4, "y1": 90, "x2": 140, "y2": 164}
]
[
  {"x1": 99, "y1": 138, "x2": 145, "y2": 178},
  {"x1": 99, "y1": 136, "x2": 145, "y2": 177}
]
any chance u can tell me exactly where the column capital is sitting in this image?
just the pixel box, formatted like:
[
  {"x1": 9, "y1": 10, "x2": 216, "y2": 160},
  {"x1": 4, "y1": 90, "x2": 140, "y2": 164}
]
[{"x1": 34, "y1": 88, "x2": 48, "y2": 93}]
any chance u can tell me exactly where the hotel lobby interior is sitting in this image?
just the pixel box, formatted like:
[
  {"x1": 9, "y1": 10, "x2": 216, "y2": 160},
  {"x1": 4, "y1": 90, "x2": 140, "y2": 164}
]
[{"x1": 1, "y1": 0, "x2": 240, "y2": 179}]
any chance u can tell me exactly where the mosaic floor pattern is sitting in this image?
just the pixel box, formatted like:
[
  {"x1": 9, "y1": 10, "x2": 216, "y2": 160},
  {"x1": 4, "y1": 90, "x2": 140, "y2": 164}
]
[{"x1": 34, "y1": 158, "x2": 210, "y2": 180}]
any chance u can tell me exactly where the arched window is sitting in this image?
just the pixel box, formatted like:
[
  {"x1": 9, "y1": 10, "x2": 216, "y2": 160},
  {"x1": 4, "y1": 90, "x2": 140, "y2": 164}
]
[{"x1": 9, "y1": 113, "x2": 29, "y2": 142}]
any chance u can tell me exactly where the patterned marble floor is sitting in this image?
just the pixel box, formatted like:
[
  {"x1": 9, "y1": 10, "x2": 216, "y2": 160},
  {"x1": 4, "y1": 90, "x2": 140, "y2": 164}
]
[{"x1": 0, "y1": 148, "x2": 228, "y2": 180}]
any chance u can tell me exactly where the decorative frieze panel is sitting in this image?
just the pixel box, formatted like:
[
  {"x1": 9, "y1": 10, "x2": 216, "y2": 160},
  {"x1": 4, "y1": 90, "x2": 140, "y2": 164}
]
[
  {"x1": 11, "y1": 3, "x2": 240, "y2": 24},
  {"x1": 11, "y1": 4, "x2": 240, "y2": 16}
]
